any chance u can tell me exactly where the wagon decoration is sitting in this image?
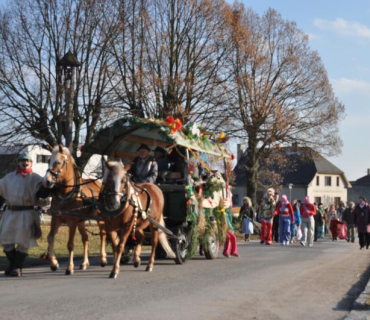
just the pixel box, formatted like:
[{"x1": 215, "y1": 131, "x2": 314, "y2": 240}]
[{"x1": 84, "y1": 116, "x2": 235, "y2": 264}]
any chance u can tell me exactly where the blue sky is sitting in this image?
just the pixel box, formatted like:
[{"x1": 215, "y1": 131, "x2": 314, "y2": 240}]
[
  {"x1": 0, "y1": 0, "x2": 368, "y2": 180},
  {"x1": 242, "y1": 0, "x2": 370, "y2": 180}
]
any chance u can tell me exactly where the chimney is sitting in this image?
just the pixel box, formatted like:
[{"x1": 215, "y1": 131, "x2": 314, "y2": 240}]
[
  {"x1": 237, "y1": 144, "x2": 244, "y2": 161},
  {"x1": 367, "y1": 169, "x2": 370, "y2": 175}
]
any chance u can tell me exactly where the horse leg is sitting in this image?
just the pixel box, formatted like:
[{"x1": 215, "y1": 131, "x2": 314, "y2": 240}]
[
  {"x1": 109, "y1": 232, "x2": 129, "y2": 279},
  {"x1": 65, "y1": 222, "x2": 77, "y2": 275},
  {"x1": 133, "y1": 229, "x2": 145, "y2": 268},
  {"x1": 109, "y1": 230, "x2": 119, "y2": 262},
  {"x1": 47, "y1": 217, "x2": 62, "y2": 271},
  {"x1": 77, "y1": 221, "x2": 90, "y2": 270},
  {"x1": 98, "y1": 221, "x2": 108, "y2": 267},
  {"x1": 147, "y1": 226, "x2": 159, "y2": 272}
]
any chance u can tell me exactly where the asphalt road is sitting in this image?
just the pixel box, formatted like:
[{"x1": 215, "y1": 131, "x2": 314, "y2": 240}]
[{"x1": 0, "y1": 238, "x2": 369, "y2": 320}]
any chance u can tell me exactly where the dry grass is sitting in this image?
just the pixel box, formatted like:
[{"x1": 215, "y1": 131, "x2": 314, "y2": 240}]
[{"x1": 0, "y1": 225, "x2": 112, "y2": 270}]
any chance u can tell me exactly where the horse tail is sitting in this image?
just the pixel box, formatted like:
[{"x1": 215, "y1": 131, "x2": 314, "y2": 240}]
[{"x1": 158, "y1": 215, "x2": 176, "y2": 259}]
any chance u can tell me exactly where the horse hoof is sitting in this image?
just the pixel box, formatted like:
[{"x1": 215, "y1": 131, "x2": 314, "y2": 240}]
[
  {"x1": 65, "y1": 269, "x2": 74, "y2": 275},
  {"x1": 100, "y1": 260, "x2": 107, "y2": 268},
  {"x1": 146, "y1": 265, "x2": 153, "y2": 272},
  {"x1": 134, "y1": 261, "x2": 141, "y2": 268},
  {"x1": 79, "y1": 264, "x2": 88, "y2": 270},
  {"x1": 109, "y1": 272, "x2": 118, "y2": 279},
  {"x1": 50, "y1": 264, "x2": 59, "y2": 272}
]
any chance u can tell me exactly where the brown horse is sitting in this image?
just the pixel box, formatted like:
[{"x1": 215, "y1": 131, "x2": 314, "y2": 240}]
[
  {"x1": 42, "y1": 145, "x2": 108, "y2": 275},
  {"x1": 101, "y1": 160, "x2": 175, "y2": 279}
]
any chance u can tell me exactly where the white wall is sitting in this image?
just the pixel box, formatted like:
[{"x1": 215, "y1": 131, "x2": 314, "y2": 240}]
[
  {"x1": 23, "y1": 145, "x2": 51, "y2": 176},
  {"x1": 280, "y1": 187, "x2": 307, "y2": 202},
  {"x1": 307, "y1": 173, "x2": 348, "y2": 206}
]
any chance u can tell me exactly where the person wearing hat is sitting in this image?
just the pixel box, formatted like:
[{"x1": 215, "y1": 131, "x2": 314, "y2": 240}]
[
  {"x1": 153, "y1": 146, "x2": 169, "y2": 183},
  {"x1": 0, "y1": 151, "x2": 50, "y2": 277},
  {"x1": 128, "y1": 144, "x2": 158, "y2": 184}
]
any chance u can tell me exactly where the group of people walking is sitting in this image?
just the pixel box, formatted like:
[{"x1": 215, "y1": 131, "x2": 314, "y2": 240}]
[{"x1": 238, "y1": 189, "x2": 370, "y2": 250}]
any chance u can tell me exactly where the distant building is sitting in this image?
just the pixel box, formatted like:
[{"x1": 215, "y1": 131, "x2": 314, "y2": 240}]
[
  {"x1": 233, "y1": 146, "x2": 351, "y2": 207},
  {"x1": 348, "y1": 169, "x2": 370, "y2": 203}
]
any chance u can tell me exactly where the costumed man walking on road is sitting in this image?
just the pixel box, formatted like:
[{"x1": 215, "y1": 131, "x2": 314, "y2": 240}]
[
  {"x1": 0, "y1": 152, "x2": 50, "y2": 277},
  {"x1": 300, "y1": 196, "x2": 316, "y2": 247},
  {"x1": 274, "y1": 195, "x2": 294, "y2": 246},
  {"x1": 260, "y1": 188, "x2": 276, "y2": 245},
  {"x1": 129, "y1": 144, "x2": 158, "y2": 184}
]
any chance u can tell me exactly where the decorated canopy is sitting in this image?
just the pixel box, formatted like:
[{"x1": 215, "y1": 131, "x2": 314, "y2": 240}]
[{"x1": 84, "y1": 117, "x2": 233, "y2": 160}]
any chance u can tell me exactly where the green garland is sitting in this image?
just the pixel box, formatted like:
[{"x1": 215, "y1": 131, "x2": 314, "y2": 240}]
[{"x1": 202, "y1": 179, "x2": 225, "y2": 198}]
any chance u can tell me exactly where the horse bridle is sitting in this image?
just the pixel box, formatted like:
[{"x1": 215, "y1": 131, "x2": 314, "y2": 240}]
[
  {"x1": 48, "y1": 154, "x2": 81, "y2": 202},
  {"x1": 47, "y1": 154, "x2": 69, "y2": 180},
  {"x1": 99, "y1": 171, "x2": 131, "y2": 215}
]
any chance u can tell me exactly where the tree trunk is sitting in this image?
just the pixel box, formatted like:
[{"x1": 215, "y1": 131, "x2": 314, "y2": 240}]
[{"x1": 245, "y1": 137, "x2": 259, "y2": 206}]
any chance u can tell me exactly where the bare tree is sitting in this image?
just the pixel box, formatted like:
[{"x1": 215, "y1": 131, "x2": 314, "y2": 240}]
[
  {"x1": 224, "y1": 4, "x2": 345, "y2": 204},
  {"x1": 109, "y1": 0, "x2": 231, "y2": 128},
  {"x1": 0, "y1": 0, "x2": 120, "y2": 167}
]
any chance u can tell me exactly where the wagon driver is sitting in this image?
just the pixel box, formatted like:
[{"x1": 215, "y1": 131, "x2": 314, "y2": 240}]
[
  {"x1": 129, "y1": 144, "x2": 158, "y2": 184},
  {"x1": 0, "y1": 152, "x2": 50, "y2": 277}
]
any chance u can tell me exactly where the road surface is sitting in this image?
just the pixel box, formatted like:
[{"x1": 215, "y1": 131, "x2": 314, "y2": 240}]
[{"x1": 0, "y1": 238, "x2": 369, "y2": 320}]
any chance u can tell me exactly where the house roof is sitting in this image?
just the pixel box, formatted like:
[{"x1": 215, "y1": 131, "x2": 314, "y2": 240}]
[
  {"x1": 351, "y1": 174, "x2": 370, "y2": 186},
  {"x1": 234, "y1": 147, "x2": 351, "y2": 187}
]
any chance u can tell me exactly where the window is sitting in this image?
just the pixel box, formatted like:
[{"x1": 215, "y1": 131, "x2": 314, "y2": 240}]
[
  {"x1": 316, "y1": 176, "x2": 320, "y2": 186},
  {"x1": 314, "y1": 197, "x2": 322, "y2": 204},
  {"x1": 325, "y1": 176, "x2": 331, "y2": 186},
  {"x1": 337, "y1": 177, "x2": 340, "y2": 186},
  {"x1": 36, "y1": 155, "x2": 51, "y2": 164}
]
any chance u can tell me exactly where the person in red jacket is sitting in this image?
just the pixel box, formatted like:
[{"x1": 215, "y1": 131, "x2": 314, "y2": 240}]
[
  {"x1": 300, "y1": 196, "x2": 316, "y2": 247},
  {"x1": 274, "y1": 195, "x2": 294, "y2": 246}
]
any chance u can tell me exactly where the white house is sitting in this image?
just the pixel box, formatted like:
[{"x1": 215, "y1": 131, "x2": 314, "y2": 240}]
[{"x1": 233, "y1": 147, "x2": 351, "y2": 207}]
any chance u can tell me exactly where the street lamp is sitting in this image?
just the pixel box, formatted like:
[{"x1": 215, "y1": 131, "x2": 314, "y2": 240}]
[
  {"x1": 57, "y1": 50, "x2": 81, "y2": 152},
  {"x1": 288, "y1": 183, "x2": 293, "y2": 202}
]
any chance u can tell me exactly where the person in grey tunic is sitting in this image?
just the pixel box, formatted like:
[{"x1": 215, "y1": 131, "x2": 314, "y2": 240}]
[
  {"x1": 0, "y1": 152, "x2": 50, "y2": 277},
  {"x1": 129, "y1": 144, "x2": 158, "y2": 184}
]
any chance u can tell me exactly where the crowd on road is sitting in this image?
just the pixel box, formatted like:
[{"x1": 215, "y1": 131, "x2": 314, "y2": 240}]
[{"x1": 239, "y1": 189, "x2": 368, "y2": 250}]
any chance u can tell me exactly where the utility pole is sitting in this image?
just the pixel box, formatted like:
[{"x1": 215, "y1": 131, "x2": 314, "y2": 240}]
[{"x1": 57, "y1": 51, "x2": 81, "y2": 152}]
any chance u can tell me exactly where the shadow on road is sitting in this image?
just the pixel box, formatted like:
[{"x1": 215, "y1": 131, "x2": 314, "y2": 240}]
[{"x1": 334, "y1": 260, "x2": 370, "y2": 312}]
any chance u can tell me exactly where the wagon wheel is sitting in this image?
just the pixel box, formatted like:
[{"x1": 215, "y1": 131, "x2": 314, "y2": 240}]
[
  {"x1": 171, "y1": 227, "x2": 188, "y2": 265},
  {"x1": 204, "y1": 234, "x2": 219, "y2": 259}
]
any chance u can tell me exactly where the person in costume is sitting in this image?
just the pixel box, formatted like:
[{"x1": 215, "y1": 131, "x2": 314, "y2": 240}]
[
  {"x1": 260, "y1": 188, "x2": 275, "y2": 245},
  {"x1": 300, "y1": 196, "x2": 316, "y2": 247},
  {"x1": 239, "y1": 197, "x2": 254, "y2": 241},
  {"x1": 272, "y1": 192, "x2": 280, "y2": 243},
  {"x1": 0, "y1": 152, "x2": 50, "y2": 277},
  {"x1": 327, "y1": 204, "x2": 339, "y2": 241},
  {"x1": 274, "y1": 195, "x2": 294, "y2": 245},
  {"x1": 290, "y1": 199, "x2": 301, "y2": 244},
  {"x1": 314, "y1": 203, "x2": 325, "y2": 241},
  {"x1": 353, "y1": 197, "x2": 370, "y2": 250},
  {"x1": 342, "y1": 201, "x2": 356, "y2": 243},
  {"x1": 129, "y1": 144, "x2": 158, "y2": 184}
]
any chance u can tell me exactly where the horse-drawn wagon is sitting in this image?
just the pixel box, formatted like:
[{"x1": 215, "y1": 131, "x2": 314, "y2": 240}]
[{"x1": 84, "y1": 117, "x2": 235, "y2": 265}]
